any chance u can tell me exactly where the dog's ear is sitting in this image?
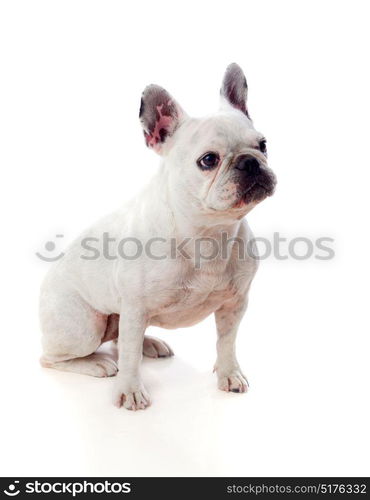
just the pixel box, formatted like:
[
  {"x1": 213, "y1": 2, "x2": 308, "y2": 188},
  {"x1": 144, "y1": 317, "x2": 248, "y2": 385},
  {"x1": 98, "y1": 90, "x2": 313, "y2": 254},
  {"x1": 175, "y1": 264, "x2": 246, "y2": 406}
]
[
  {"x1": 139, "y1": 85, "x2": 187, "y2": 154},
  {"x1": 220, "y1": 63, "x2": 250, "y2": 118}
]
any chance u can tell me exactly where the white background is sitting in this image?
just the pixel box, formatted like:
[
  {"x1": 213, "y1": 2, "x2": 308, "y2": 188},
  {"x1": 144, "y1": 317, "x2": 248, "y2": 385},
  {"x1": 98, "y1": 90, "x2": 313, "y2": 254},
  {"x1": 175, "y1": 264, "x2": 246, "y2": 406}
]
[{"x1": 0, "y1": 0, "x2": 369, "y2": 477}]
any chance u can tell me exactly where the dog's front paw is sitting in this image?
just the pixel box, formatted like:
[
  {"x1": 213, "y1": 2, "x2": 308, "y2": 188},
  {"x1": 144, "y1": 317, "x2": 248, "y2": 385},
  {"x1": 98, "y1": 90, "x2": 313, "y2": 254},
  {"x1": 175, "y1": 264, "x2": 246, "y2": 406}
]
[
  {"x1": 113, "y1": 379, "x2": 151, "y2": 411},
  {"x1": 217, "y1": 369, "x2": 249, "y2": 394}
]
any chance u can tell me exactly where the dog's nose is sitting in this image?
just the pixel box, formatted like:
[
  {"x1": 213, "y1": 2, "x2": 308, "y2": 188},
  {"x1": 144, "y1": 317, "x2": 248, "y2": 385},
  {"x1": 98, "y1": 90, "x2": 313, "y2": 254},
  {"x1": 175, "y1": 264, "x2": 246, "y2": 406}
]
[{"x1": 235, "y1": 156, "x2": 260, "y2": 175}]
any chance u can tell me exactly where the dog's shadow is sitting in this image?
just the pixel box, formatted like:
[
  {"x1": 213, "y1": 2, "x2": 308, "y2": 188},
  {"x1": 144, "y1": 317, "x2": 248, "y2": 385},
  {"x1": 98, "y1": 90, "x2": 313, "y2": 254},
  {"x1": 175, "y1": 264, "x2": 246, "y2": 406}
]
[
  {"x1": 41, "y1": 339, "x2": 244, "y2": 475},
  {"x1": 97, "y1": 339, "x2": 215, "y2": 397}
]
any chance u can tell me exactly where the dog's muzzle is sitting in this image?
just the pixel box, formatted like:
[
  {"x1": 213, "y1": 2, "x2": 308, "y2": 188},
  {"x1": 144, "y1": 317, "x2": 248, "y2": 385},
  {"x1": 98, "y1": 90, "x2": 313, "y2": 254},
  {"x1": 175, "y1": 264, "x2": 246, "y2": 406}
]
[
  {"x1": 235, "y1": 155, "x2": 261, "y2": 176},
  {"x1": 234, "y1": 154, "x2": 277, "y2": 204}
]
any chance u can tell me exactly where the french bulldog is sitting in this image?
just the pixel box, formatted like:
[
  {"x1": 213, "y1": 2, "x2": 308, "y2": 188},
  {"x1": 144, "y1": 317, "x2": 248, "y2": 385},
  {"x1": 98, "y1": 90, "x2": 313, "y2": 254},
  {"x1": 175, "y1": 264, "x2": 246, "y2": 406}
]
[{"x1": 39, "y1": 63, "x2": 276, "y2": 410}]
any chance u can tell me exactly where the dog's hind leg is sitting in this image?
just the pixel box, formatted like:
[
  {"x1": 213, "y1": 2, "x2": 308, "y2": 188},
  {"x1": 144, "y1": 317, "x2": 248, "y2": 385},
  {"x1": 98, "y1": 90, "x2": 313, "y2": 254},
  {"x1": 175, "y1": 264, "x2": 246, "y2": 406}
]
[
  {"x1": 39, "y1": 285, "x2": 118, "y2": 377},
  {"x1": 143, "y1": 336, "x2": 174, "y2": 358},
  {"x1": 40, "y1": 353, "x2": 118, "y2": 377}
]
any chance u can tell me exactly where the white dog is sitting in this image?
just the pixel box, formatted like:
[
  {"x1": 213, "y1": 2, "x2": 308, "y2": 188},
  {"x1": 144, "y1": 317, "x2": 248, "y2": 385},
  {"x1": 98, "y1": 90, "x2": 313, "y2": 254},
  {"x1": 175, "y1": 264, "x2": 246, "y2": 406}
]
[{"x1": 39, "y1": 63, "x2": 276, "y2": 410}]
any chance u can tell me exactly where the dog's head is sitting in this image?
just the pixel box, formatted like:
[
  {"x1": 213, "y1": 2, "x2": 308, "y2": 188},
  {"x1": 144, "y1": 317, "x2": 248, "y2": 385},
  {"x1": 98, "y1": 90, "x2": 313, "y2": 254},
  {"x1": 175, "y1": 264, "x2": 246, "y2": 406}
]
[{"x1": 139, "y1": 63, "x2": 276, "y2": 218}]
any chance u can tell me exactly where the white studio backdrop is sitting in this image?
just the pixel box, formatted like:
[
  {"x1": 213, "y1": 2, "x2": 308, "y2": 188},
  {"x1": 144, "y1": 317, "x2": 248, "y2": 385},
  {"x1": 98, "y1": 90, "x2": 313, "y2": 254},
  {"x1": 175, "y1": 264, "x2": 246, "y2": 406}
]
[{"x1": 0, "y1": 0, "x2": 369, "y2": 477}]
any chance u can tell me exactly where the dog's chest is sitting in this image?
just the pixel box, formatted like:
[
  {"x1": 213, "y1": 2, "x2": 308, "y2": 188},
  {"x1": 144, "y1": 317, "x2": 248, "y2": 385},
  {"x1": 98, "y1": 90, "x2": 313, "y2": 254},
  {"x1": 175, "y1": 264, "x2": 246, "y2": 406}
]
[{"x1": 149, "y1": 266, "x2": 237, "y2": 329}]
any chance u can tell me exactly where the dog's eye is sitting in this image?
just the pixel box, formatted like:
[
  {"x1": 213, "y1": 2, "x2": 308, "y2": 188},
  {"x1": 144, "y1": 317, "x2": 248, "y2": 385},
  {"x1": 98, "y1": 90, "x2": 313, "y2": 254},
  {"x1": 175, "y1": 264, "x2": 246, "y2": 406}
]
[
  {"x1": 259, "y1": 139, "x2": 267, "y2": 154},
  {"x1": 197, "y1": 152, "x2": 220, "y2": 170}
]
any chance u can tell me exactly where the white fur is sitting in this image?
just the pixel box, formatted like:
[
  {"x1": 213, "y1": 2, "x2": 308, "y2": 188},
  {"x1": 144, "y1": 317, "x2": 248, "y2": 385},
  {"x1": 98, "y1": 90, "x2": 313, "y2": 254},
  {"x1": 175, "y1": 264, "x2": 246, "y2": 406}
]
[{"x1": 39, "y1": 69, "x2": 274, "y2": 410}]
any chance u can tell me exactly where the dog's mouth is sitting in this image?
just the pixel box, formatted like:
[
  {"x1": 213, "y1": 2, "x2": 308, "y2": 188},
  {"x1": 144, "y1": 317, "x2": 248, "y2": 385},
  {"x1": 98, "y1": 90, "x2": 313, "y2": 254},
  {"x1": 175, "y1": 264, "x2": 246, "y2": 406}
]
[
  {"x1": 234, "y1": 174, "x2": 276, "y2": 208},
  {"x1": 244, "y1": 181, "x2": 272, "y2": 200}
]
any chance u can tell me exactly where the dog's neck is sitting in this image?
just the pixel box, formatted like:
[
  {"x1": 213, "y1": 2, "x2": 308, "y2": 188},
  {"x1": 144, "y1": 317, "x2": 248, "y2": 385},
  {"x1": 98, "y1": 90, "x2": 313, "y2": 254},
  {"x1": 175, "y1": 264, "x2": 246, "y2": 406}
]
[
  {"x1": 164, "y1": 177, "x2": 244, "y2": 241},
  {"x1": 139, "y1": 163, "x2": 247, "y2": 241},
  {"x1": 172, "y1": 202, "x2": 242, "y2": 238}
]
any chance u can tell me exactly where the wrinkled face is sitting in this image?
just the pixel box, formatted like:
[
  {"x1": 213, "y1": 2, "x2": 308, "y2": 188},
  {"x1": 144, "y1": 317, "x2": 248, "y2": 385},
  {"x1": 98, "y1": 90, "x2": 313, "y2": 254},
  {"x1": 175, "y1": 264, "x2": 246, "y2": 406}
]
[
  {"x1": 139, "y1": 63, "x2": 276, "y2": 217},
  {"x1": 167, "y1": 113, "x2": 276, "y2": 213}
]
